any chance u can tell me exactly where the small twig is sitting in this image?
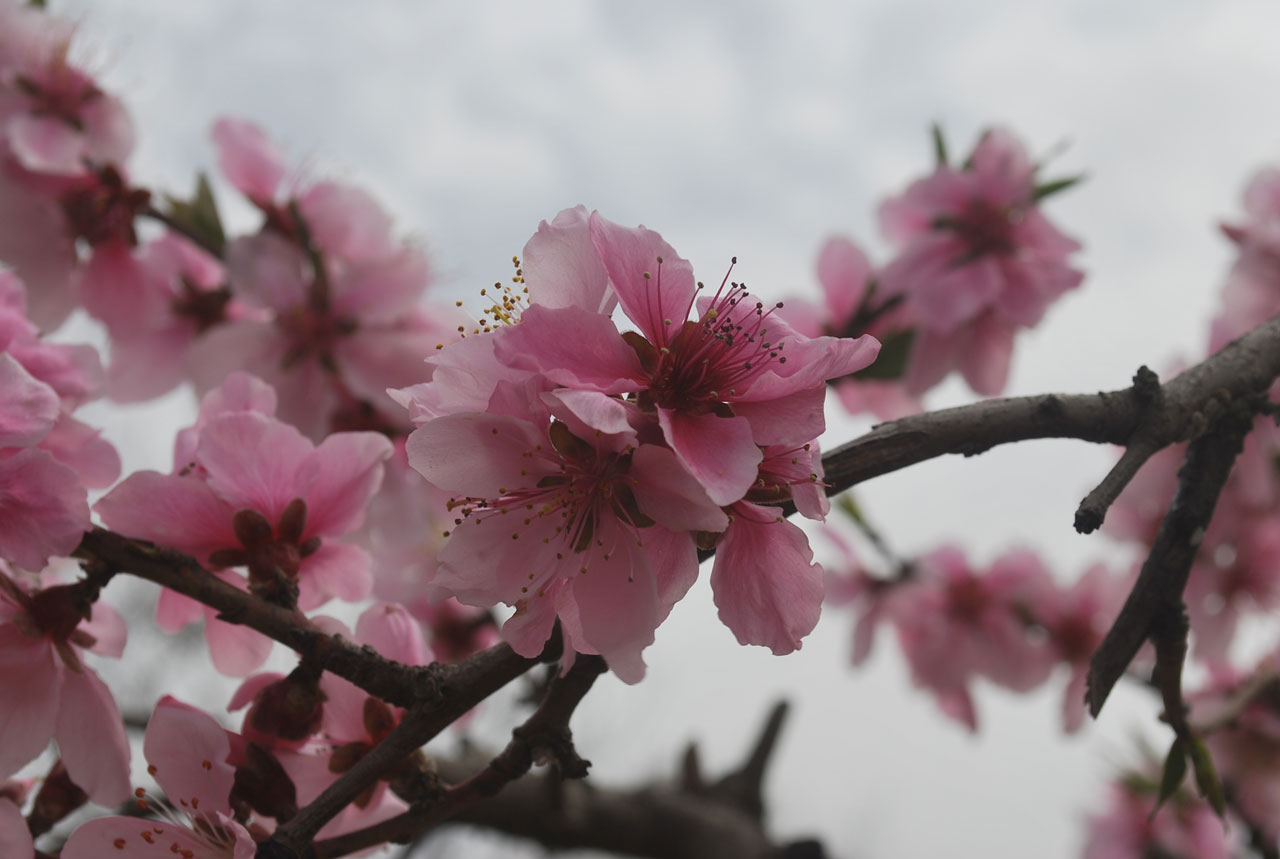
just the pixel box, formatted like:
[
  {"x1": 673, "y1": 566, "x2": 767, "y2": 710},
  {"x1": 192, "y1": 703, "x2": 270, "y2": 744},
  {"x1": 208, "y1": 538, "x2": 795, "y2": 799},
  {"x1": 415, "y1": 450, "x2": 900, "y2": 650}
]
[
  {"x1": 699, "y1": 700, "x2": 790, "y2": 822},
  {"x1": 1087, "y1": 415, "x2": 1254, "y2": 718},
  {"x1": 268, "y1": 706, "x2": 437, "y2": 856},
  {"x1": 312, "y1": 656, "x2": 607, "y2": 858}
]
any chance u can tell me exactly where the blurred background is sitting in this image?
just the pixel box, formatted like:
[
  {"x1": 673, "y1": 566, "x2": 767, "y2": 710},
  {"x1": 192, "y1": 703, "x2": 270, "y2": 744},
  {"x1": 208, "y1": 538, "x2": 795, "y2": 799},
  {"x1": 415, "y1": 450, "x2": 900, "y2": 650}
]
[{"x1": 46, "y1": 1, "x2": 1280, "y2": 855}]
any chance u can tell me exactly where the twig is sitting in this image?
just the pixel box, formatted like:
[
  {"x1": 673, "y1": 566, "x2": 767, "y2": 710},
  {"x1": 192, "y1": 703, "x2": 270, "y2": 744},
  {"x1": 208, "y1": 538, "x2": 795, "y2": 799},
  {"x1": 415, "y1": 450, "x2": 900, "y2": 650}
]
[
  {"x1": 1087, "y1": 415, "x2": 1254, "y2": 718},
  {"x1": 312, "y1": 656, "x2": 607, "y2": 858}
]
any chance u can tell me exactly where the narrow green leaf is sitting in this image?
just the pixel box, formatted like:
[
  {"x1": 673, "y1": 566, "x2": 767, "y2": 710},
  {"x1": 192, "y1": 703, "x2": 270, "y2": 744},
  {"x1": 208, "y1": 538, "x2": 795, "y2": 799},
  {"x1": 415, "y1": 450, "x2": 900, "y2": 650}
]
[
  {"x1": 853, "y1": 329, "x2": 915, "y2": 381},
  {"x1": 1032, "y1": 174, "x2": 1086, "y2": 203},
  {"x1": 28, "y1": 0, "x2": 46, "y2": 8},
  {"x1": 835, "y1": 494, "x2": 864, "y2": 526},
  {"x1": 163, "y1": 172, "x2": 227, "y2": 255},
  {"x1": 931, "y1": 122, "x2": 949, "y2": 169},
  {"x1": 1152, "y1": 736, "x2": 1187, "y2": 818},
  {"x1": 1187, "y1": 735, "x2": 1227, "y2": 819}
]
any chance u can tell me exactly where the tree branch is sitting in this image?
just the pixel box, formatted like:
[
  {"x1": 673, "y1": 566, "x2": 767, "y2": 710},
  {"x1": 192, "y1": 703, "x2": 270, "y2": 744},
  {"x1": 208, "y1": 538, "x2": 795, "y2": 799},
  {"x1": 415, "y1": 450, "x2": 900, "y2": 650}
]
[
  {"x1": 820, "y1": 312, "x2": 1280, "y2": 517},
  {"x1": 434, "y1": 701, "x2": 820, "y2": 859},
  {"x1": 1086, "y1": 413, "x2": 1254, "y2": 718}
]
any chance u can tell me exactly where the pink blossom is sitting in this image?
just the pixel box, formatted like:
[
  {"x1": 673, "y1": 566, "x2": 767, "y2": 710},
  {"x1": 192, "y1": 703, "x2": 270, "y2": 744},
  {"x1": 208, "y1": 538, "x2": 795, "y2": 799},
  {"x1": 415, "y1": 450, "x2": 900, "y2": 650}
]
[
  {"x1": 192, "y1": 118, "x2": 464, "y2": 438},
  {"x1": 496, "y1": 211, "x2": 879, "y2": 505},
  {"x1": 1032, "y1": 563, "x2": 1127, "y2": 732},
  {"x1": 404, "y1": 387, "x2": 715, "y2": 682},
  {"x1": 0, "y1": 794, "x2": 32, "y2": 859},
  {"x1": 0, "y1": 569, "x2": 130, "y2": 805},
  {"x1": 783, "y1": 235, "x2": 922, "y2": 420},
  {"x1": 95, "y1": 373, "x2": 392, "y2": 673},
  {"x1": 0, "y1": 5, "x2": 133, "y2": 179},
  {"x1": 83, "y1": 234, "x2": 246, "y2": 403},
  {"x1": 1083, "y1": 782, "x2": 1235, "y2": 859},
  {"x1": 877, "y1": 127, "x2": 1083, "y2": 396},
  {"x1": 886, "y1": 546, "x2": 1055, "y2": 730},
  {"x1": 1216, "y1": 167, "x2": 1280, "y2": 344},
  {"x1": 62, "y1": 696, "x2": 255, "y2": 859}
]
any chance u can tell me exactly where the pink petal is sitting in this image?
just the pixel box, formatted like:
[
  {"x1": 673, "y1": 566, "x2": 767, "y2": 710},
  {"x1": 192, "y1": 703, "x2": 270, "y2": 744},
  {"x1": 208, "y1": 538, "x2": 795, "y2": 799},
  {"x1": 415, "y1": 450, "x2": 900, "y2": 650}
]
[
  {"x1": 0, "y1": 449, "x2": 89, "y2": 571},
  {"x1": 298, "y1": 181, "x2": 394, "y2": 263},
  {"x1": 432, "y1": 514, "x2": 562, "y2": 608},
  {"x1": 82, "y1": 601, "x2": 127, "y2": 658},
  {"x1": 405, "y1": 412, "x2": 554, "y2": 499},
  {"x1": 143, "y1": 696, "x2": 235, "y2": 815},
  {"x1": 0, "y1": 171, "x2": 78, "y2": 330},
  {"x1": 494, "y1": 303, "x2": 645, "y2": 394},
  {"x1": 332, "y1": 248, "x2": 433, "y2": 322},
  {"x1": 957, "y1": 312, "x2": 1015, "y2": 396},
  {"x1": 297, "y1": 542, "x2": 373, "y2": 610},
  {"x1": 205, "y1": 613, "x2": 274, "y2": 677},
  {"x1": 106, "y1": 325, "x2": 194, "y2": 403},
  {"x1": 737, "y1": 333, "x2": 881, "y2": 403},
  {"x1": 816, "y1": 236, "x2": 872, "y2": 326},
  {"x1": 80, "y1": 243, "x2": 165, "y2": 336},
  {"x1": 711, "y1": 506, "x2": 824, "y2": 655},
  {"x1": 733, "y1": 385, "x2": 827, "y2": 447},
  {"x1": 6, "y1": 113, "x2": 84, "y2": 175},
  {"x1": 658, "y1": 409, "x2": 761, "y2": 507},
  {"x1": 522, "y1": 205, "x2": 616, "y2": 315},
  {"x1": 317, "y1": 670, "x2": 369, "y2": 743},
  {"x1": 389, "y1": 332, "x2": 529, "y2": 423},
  {"x1": 225, "y1": 233, "x2": 308, "y2": 312},
  {"x1": 355, "y1": 602, "x2": 430, "y2": 666},
  {"x1": 1062, "y1": 666, "x2": 1089, "y2": 734},
  {"x1": 94, "y1": 472, "x2": 236, "y2": 559},
  {"x1": 227, "y1": 672, "x2": 282, "y2": 713},
  {"x1": 0, "y1": 797, "x2": 33, "y2": 859},
  {"x1": 566, "y1": 524, "x2": 662, "y2": 684},
  {"x1": 303, "y1": 432, "x2": 393, "y2": 538},
  {"x1": 0, "y1": 625, "x2": 58, "y2": 778},
  {"x1": 629, "y1": 444, "x2": 729, "y2": 533},
  {"x1": 501, "y1": 593, "x2": 560, "y2": 658},
  {"x1": 155, "y1": 587, "x2": 205, "y2": 634},
  {"x1": 211, "y1": 117, "x2": 286, "y2": 204},
  {"x1": 56, "y1": 666, "x2": 131, "y2": 806},
  {"x1": 0, "y1": 352, "x2": 56, "y2": 448},
  {"x1": 197, "y1": 412, "x2": 314, "y2": 522},
  {"x1": 541, "y1": 388, "x2": 637, "y2": 446},
  {"x1": 64, "y1": 812, "x2": 254, "y2": 859},
  {"x1": 589, "y1": 212, "x2": 696, "y2": 349},
  {"x1": 37, "y1": 415, "x2": 121, "y2": 489}
]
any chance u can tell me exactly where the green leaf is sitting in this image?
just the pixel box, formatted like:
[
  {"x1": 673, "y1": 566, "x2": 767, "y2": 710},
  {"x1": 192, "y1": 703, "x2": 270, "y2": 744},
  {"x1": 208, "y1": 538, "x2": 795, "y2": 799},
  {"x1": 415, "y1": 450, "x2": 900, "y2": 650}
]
[
  {"x1": 1031, "y1": 174, "x2": 1086, "y2": 203},
  {"x1": 835, "y1": 494, "x2": 864, "y2": 526},
  {"x1": 163, "y1": 173, "x2": 227, "y2": 255},
  {"x1": 1152, "y1": 736, "x2": 1187, "y2": 818},
  {"x1": 853, "y1": 330, "x2": 915, "y2": 381},
  {"x1": 27, "y1": 0, "x2": 46, "y2": 7},
  {"x1": 931, "y1": 122, "x2": 949, "y2": 169},
  {"x1": 1187, "y1": 735, "x2": 1227, "y2": 819}
]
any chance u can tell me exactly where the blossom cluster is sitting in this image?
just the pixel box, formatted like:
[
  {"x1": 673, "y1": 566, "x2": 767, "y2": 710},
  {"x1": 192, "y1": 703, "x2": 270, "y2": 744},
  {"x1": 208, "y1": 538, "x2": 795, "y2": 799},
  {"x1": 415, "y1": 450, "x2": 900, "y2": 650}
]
[
  {"x1": 393, "y1": 206, "x2": 881, "y2": 680},
  {"x1": 784, "y1": 126, "x2": 1084, "y2": 419},
  {"x1": 828, "y1": 539, "x2": 1128, "y2": 733}
]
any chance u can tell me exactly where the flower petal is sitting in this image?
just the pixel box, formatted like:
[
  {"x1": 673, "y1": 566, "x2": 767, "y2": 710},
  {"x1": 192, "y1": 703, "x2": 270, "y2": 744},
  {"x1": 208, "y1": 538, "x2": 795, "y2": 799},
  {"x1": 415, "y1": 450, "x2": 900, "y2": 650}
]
[
  {"x1": 711, "y1": 506, "x2": 824, "y2": 655},
  {"x1": 56, "y1": 666, "x2": 131, "y2": 806}
]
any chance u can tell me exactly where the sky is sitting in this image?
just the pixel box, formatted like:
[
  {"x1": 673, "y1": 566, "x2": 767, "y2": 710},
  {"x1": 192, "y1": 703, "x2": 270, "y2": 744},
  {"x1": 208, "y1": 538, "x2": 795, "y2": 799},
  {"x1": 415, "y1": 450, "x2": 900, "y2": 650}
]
[{"x1": 49, "y1": 1, "x2": 1280, "y2": 857}]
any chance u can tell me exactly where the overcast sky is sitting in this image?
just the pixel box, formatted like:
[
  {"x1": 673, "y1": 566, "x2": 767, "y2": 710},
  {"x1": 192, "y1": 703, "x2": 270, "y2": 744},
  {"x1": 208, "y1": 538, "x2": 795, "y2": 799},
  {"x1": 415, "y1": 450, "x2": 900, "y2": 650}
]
[{"x1": 53, "y1": 2, "x2": 1280, "y2": 857}]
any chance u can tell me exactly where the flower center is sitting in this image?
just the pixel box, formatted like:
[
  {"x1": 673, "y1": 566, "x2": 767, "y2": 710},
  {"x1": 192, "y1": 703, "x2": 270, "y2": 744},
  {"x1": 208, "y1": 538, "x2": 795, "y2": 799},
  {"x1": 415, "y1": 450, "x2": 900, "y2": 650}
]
[{"x1": 642, "y1": 268, "x2": 789, "y2": 412}]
